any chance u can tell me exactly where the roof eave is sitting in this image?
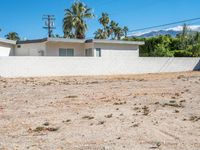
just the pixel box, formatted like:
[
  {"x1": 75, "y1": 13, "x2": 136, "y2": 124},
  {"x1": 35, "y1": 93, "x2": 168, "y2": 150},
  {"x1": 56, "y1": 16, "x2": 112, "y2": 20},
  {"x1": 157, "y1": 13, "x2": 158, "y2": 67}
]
[
  {"x1": 91, "y1": 39, "x2": 145, "y2": 45},
  {"x1": 0, "y1": 38, "x2": 16, "y2": 45},
  {"x1": 47, "y1": 38, "x2": 85, "y2": 44}
]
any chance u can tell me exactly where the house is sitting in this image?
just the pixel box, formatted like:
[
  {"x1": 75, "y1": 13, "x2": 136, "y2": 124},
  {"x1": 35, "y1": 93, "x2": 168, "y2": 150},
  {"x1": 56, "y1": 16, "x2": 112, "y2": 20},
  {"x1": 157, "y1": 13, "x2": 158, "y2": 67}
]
[
  {"x1": 0, "y1": 38, "x2": 144, "y2": 57},
  {"x1": 0, "y1": 38, "x2": 16, "y2": 56}
]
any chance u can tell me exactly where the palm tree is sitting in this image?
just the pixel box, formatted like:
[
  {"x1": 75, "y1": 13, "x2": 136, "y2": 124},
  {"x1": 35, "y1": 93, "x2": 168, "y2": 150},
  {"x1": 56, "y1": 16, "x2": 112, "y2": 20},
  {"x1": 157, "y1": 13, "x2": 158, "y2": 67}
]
[
  {"x1": 63, "y1": 1, "x2": 95, "y2": 39},
  {"x1": 94, "y1": 29, "x2": 107, "y2": 39},
  {"x1": 5, "y1": 32, "x2": 20, "y2": 40},
  {"x1": 109, "y1": 21, "x2": 124, "y2": 39},
  {"x1": 99, "y1": 13, "x2": 110, "y2": 28},
  {"x1": 109, "y1": 20, "x2": 118, "y2": 39},
  {"x1": 99, "y1": 13, "x2": 110, "y2": 38},
  {"x1": 123, "y1": 26, "x2": 129, "y2": 38},
  {"x1": 115, "y1": 27, "x2": 124, "y2": 40}
]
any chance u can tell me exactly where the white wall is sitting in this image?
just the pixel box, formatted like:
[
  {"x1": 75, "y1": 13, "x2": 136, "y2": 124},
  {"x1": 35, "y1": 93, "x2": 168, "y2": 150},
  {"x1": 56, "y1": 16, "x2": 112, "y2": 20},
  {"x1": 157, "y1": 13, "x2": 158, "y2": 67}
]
[
  {"x1": 0, "y1": 57, "x2": 199, "y2": 77},
  {"x1": 46, "y1": 42, "x2": 85, "y2": 56},
  {"x1": 13, "y1": 42, "x2": 140, "y2": 58},
  {"x1": 94, "y1": 43, "x2": 139, "y2": 58},
  {"x1": 15, "y1": 43, "x2": 46, "y2": 56}
]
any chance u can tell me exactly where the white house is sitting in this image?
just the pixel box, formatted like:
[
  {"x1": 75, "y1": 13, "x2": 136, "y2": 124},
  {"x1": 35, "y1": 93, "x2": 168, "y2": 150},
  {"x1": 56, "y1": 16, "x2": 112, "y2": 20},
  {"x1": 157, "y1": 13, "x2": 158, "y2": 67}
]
[
  {"x1": 0, "y1": 38, "x2": 16, "y2": 56},
  {"x1": 0, "y1": 38, "x2": 144, "y2": 57}
]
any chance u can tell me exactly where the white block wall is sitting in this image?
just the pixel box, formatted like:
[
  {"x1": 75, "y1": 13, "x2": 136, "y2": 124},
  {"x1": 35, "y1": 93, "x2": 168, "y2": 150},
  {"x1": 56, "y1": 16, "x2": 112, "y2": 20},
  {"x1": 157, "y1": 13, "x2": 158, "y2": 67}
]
[{"x1": 0, "y1": 57, "x2": 199, "y2": 77}]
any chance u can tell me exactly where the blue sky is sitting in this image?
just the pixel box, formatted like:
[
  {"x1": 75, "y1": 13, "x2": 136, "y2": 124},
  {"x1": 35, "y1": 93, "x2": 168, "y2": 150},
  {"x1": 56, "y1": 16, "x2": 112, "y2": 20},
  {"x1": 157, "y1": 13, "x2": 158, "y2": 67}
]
[{"x1": 0, "y1": 0, "x2": 200, "y2": 39}]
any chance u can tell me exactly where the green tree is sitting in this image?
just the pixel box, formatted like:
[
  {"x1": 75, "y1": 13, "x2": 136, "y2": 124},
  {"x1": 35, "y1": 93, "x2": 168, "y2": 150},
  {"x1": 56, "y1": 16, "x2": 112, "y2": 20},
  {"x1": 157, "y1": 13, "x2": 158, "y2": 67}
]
[
  {"x1": 176, "y1": 24, "x2": 190, "y2": 49},
  {"x1": 109, "y1": 21, "x2": 124, "y2": 40},
  {"x1": 94, "y1": 29, "x2": 107, "y2": 39},
  {"x1": 95, "y1": 13, "x2": 127, "y2": 40},
  {"x1": 63, "y1": 1, "x2": 95, "y2": 39},
  {"x1": 190, "y1": 44, "x2": 200, "y2": 57},
  {"x1": 115, "y1": 27, "x2": 124, "y2": 40},
  {"x1": 123, "y1": 26, "x2": 129, "y2": 38},
  {"x1": 99, "y1": 13, "x2": 110, "y2": 30},
  {"x1": 193, "y1": 32, "x2": 200, "y2": 44},
  {"x1": 5, "y1": 32, "x2": 20, "y2": 40},
  {"x1": 125, "y1": 25, "x2": 200, "y2": 57},
  {"x1": 95, "y1": 13, "x2": 110, "y2": 39},
  {"x1": 109, "y1": 20, "x2": 118, "y2": 39},
  {"x1": 152, "y1": 44, "x2": 173, "y2": 57}
]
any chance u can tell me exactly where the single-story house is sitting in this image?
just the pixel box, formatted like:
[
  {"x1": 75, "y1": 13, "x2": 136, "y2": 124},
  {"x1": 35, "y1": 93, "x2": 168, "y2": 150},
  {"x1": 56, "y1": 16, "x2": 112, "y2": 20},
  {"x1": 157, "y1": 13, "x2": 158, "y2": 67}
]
[
  {"x1": 0, "y1": 38, "x2": 144, "y2": 57},
  {"x1": 0, "y1": 38, "x2": 16, "y2": 56}
]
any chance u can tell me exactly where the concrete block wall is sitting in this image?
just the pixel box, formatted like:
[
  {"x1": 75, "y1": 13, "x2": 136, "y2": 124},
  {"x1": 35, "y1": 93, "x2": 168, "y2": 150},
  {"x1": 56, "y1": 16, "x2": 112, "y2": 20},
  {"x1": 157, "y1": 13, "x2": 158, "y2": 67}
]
[{"x1": 0, "y1": 57, "x2": 199, "y2": 77}]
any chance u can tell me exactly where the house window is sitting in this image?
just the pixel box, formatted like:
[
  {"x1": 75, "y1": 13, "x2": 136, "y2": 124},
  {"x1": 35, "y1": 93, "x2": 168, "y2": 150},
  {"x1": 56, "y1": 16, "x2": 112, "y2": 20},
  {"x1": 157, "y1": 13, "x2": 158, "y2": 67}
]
[
  {"x1": 59, "y1": 48, "x2": 74, "y2": 56},
  {"x1": 96, "y1": 48, "x2": 101, "y2": 57},
  {"x1": 59, "y1": 48, "x2": 67, "y2": 56},
  {"x1": 66, "y1": 49, "x2": 74, "y2": 56},
  {"x1": 85, "y1": 48, "x2": 93, "y2": 56},
  {"x1": 17, "y1": 45, "x2": 21, "y2": 48}
]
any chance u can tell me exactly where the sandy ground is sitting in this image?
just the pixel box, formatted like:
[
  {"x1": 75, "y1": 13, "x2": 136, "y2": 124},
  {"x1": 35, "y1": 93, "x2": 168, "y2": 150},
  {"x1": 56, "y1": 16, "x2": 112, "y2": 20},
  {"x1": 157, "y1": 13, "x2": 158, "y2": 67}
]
[{"x1": 0, "y1": 71, "x2": 200, "y2": 150}]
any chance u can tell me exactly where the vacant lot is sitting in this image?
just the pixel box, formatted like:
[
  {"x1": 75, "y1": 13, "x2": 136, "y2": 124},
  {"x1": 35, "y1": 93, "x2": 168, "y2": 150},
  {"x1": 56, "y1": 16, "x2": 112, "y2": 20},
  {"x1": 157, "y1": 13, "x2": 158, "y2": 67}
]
[{"x1": 0, "y1": 71, "x2": 200, "y2": 150}]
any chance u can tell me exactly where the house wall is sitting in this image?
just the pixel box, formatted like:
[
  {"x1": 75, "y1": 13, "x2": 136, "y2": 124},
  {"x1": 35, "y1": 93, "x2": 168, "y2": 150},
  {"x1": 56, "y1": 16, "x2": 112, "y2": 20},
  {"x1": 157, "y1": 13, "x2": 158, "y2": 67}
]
[
  {"x1": 0, "y1": 42, "x2": 15, "y2": 56},
  {"x1": 0, "y1": 57, "x2": 199, "y2": 77},
  {"x1": 84, "y1": 43, "x2": 94, "y2": 56},
  {"x1": 94, "y1": 43, "x2": 139, "y2": 58},
  {"x1": 13, "y1": 42, "x2": 139, "y2": 57},
  {"x1": 46, "y1": 42, "x2": 86, "y2": 56},
  {"x1": 15, "y1": 43, "x2": 46, "y2": 56}
]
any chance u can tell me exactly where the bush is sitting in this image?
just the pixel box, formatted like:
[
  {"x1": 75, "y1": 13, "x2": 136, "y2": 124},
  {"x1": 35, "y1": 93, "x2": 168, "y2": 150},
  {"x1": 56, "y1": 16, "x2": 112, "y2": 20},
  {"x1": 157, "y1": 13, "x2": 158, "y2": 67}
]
[
  {"x1": 173, "y1": 50, "x2": 193, "y2": 57},
  {"x1": 190, "y1": 44, "x2": 200, "y2": 57},
  {"x1": 126, "y1": 32, "x2": 200, "y2": 57},
  {"x1": 151, "y1": 44, "x2": 174, "y2": 57}
]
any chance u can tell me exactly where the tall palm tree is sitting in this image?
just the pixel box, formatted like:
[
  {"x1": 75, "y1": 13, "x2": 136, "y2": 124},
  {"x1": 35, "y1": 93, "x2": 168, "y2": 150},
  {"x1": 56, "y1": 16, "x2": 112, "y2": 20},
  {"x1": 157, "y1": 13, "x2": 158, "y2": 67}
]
[
  {"x1": 115, "y1": 27, "x2": 124, "y2": 40},
  {"x1": 109, "y1": 21, "x2": 119, "y2": 39},
  {"x1": 99, "y1": 13, "x2": 110, "y2": 28},
  {"x1": 98, "y1": 13, "x2": 110, "y2": 39},
  {"x1": 63, "y1": 1, "x2": 95, "y2": 39},
  {"x1": 123, "y1": 26, "x2": 129, "y2": 38},
  {"x1": 5, "y1": 32, "x2": 20, "y2": 40},
  {"x1": 94, "y1": 29, "x2": 107, "y2": 39}
]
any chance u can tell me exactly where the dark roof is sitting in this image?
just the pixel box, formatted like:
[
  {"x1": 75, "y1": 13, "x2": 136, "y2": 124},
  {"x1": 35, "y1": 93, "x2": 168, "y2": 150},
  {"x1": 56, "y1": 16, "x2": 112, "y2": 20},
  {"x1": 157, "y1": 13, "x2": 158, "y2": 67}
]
[{"x1": 17, "y1": 38, "x2": 47, "y2": 44}]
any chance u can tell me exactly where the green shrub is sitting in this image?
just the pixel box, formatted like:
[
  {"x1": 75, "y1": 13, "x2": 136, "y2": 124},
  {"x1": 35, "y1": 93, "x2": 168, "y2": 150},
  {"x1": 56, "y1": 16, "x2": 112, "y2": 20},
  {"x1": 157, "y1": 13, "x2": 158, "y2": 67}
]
[
  {"x1": 190, "y1": 44, "x2": 200, "y2": 57},
  {"x1": 151, "y1": 44, "x2": 174, "y2": 57},
  {"x1": 173, "y1": 50, "x2": 193, "y2": 57}
]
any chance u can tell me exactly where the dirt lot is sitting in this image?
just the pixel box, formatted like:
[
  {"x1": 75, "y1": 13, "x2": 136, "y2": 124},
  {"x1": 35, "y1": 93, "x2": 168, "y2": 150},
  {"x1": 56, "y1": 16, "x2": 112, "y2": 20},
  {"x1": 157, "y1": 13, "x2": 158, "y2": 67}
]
[{"x1": 0, "y1": 71, "x2": 200, "y2": 150}]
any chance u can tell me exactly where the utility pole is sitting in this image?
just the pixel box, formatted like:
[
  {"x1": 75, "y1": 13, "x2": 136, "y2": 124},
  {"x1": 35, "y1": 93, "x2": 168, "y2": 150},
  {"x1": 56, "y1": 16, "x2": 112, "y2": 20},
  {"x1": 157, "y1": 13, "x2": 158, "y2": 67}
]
[{"x1": 43, "y1": 15, "x2": 55, "y2": 37}]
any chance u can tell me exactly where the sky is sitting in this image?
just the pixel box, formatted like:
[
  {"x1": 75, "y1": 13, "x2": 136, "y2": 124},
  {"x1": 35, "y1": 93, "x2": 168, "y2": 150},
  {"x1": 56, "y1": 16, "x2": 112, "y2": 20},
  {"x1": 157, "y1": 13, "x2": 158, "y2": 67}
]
[{"x1": 0, "y1": 0, "x2": 200, "y2": 40}]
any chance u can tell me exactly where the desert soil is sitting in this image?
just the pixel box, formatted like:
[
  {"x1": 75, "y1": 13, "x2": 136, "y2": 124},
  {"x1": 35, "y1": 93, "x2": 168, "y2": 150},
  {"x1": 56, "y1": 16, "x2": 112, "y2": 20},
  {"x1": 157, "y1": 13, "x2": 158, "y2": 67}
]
[{"x1": 0, "y1": 71, "x2": 200, "y2": 150}]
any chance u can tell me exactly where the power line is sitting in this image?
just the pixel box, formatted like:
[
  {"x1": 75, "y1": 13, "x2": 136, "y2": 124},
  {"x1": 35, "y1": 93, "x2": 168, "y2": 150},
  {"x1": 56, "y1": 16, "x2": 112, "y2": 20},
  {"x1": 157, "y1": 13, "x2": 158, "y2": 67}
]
[
  {"x1": 43, "y1": 15, "x2": 56, "y2": 37},
  {"x1": 128, "y1": 17, "x2": 200, "y2": 33}
]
